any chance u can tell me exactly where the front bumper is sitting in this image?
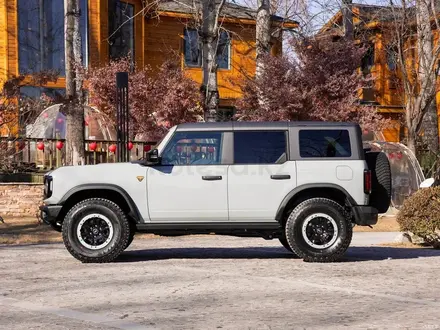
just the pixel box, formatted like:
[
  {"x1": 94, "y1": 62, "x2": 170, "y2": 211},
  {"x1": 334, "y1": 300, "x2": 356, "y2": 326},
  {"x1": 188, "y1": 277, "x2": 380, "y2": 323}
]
[
  {"x1": 39, "y1": 205, "x2": 62, "y2": 227},
  {"x1": 352, "y1": 206, "x2": 378, "y2": 226}
]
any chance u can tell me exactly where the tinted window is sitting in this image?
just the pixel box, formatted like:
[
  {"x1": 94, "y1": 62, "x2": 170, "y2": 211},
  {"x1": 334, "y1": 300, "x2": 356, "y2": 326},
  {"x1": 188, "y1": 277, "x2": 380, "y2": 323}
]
[
  {"x1": 216, "y1": 31, "x2": 230, "y2": 69},
  {"x1": 299, "y1": 130, "x2": 351, "y2": 158},
  {"x1": 234, "y1": 131, "x2": 287, "y2": 164},
  {"x1": 109, "y1": 1, "x2": 135, "y2": 61},
  {"x1": 184, "y1": 29, "x2": 201, "y2": 67},
  {"x1": 184, "y1": 29, "x2": 230, "y2": 69},
  {"x1": 161, "y1": 132, "x2": 223, "y2": 165}
]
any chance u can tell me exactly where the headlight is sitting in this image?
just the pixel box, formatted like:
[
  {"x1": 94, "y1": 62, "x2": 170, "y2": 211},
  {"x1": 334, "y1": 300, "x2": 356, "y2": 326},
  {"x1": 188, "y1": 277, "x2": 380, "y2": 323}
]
[{"x1": 44, "y1": 175, "x2": 53, "y2": 198}]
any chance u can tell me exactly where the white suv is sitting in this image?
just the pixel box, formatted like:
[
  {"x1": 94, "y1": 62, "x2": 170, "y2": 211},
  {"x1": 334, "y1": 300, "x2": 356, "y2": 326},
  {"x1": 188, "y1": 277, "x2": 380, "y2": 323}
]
[{"x1": 40, "y1": 122, "x2": 391, "y2": 263}]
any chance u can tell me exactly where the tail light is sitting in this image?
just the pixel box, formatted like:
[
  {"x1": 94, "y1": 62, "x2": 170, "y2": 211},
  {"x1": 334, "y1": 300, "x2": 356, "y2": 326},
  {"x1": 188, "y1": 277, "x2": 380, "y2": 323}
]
[{"x1": 364, "y1": 170, "x2": 372, "y2": 194}]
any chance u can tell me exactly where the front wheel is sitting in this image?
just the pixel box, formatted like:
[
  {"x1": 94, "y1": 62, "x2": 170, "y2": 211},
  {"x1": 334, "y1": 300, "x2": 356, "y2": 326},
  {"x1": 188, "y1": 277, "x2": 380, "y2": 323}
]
[
  {"x1": 62, "y1": 198, "x2": 131, "y2": 263},
  {"x1": 285, "y1": 198, "x2": 352, "y2": 262}
]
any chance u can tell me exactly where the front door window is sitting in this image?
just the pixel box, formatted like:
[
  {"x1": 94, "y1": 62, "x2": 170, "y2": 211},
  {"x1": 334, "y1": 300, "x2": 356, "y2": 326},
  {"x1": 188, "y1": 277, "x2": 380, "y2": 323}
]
[{"x1": 161, "y1": 132, "x2": 223, "y2": 165}]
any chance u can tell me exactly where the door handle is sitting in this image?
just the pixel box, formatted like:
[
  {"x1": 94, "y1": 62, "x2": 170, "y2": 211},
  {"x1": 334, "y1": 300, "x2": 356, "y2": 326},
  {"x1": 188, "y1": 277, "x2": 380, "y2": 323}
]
[
  {"x1": 270, "y1": 175, "x2": 291, "y2": 180},
  {"x1": 202, "y1": 176, "x2": 222, "y2": 181}
]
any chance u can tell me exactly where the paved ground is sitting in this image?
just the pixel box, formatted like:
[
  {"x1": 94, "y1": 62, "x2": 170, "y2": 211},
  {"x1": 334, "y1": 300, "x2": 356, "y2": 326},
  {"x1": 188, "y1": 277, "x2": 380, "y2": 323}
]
[{"x1": 1, "y1": 232, "x2": 440, "y2": 330}]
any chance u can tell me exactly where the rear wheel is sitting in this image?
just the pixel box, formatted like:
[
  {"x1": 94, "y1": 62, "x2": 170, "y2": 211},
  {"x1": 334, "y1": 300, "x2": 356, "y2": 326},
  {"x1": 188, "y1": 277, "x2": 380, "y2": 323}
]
[
  {"x1": 285, "y1": 198, "x2": 352, "y2": 262},
  {"x1": 62, "y1": 198, "x2": 130, "y2": 263}
]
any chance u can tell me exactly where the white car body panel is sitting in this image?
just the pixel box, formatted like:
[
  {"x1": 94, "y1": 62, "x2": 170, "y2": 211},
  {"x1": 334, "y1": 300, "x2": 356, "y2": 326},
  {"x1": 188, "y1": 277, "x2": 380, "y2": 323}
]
[
  {"x1": 227, "y1": 162, "x2": 297, "y2": 222},
  {"x1": 45, "y1": 163, "x2": 150, "y2": 221},
  {"x1": 147, "y1": 165, "x2": 228, "y2": 222},
  {"x1": 296, "y1": 160, "x2": 368, "y2": 205}
]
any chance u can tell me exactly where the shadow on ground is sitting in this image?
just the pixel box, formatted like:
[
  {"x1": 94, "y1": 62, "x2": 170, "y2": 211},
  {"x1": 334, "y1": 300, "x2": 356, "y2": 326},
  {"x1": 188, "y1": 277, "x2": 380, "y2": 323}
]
[{"x1": 116, "y1": 246, "x2": 440, "y2": 263}]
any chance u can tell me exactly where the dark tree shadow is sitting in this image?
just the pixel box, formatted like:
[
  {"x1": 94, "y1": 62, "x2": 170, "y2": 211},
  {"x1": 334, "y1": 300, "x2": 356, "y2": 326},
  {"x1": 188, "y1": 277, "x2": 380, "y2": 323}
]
[{"x1": 116, "y1": 246, "x2": 440, "y2": 263}]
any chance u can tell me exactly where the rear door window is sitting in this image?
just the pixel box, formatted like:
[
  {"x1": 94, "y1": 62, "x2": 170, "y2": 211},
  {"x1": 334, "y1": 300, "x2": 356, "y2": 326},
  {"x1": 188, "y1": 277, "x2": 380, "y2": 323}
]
[
  {"x1": 299, "y1": 130, "x2": 351, "y2": 158},
  {"x1": 234, "y1": 131, "x2": 287, "y2": 164}
]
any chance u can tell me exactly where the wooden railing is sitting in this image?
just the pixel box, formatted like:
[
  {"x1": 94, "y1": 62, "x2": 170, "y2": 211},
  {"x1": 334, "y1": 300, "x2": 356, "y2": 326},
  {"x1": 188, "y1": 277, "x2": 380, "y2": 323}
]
[{"x1": 0, "y1": 137, "x2": 156, "y2": 172}]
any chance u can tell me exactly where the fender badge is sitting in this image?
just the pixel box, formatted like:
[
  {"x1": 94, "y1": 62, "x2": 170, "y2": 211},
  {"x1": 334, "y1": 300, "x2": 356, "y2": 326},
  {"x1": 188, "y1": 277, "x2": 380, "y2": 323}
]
[{"x1": 136, "y1": 176, "x2": 144, "y2": 182}]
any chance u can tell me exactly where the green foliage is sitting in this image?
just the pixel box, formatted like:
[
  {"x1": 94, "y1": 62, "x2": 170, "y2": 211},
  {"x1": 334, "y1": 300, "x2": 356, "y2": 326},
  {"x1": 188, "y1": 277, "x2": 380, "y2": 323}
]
[{"x1": 397, "y1": 187, "x2": 440, "y2": 248}]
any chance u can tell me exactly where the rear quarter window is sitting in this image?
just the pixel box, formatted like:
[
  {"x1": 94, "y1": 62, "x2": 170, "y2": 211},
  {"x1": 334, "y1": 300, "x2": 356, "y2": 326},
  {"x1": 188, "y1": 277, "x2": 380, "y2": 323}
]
[{"x1": 299, "y1": 129, "x2": 351, "y2": 158}]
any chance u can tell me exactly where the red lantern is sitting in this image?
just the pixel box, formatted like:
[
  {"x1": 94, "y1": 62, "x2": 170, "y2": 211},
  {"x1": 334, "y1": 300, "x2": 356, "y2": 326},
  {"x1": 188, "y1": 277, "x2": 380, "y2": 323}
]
[
  {"x1": 56, "y1": 141, "x2": 64, "y2": 150},
  {"x1": 207, "y1": 146, "x2": 215, "y2": 153},
  {"x1": 397, "y1": 152, "x2": 403, "y2": 160},
  {"x1": 128, "y1": 142, "x2": 134, "y2": 151},
  {"x1": 16, "y1": 141, "x2": 25, "y2": 150},
  {"x1": 191, "y1": 144, "x2": 197, "y2": 152},
  {"x1": 57, "y1": 117, "x2": 64, "y2": 124},
  {"x1": 143, "y1": 145, "x2": 151, "y2": 152},
  {"x1": 176, "y1": 145, "x2": 183, "y2": 153},
  {"x1": 388, "y1": 153, "x2": 394, "y2": 159},
  {"x1": 109, "y1": 144, "x2": 117, "y2": 153},
  {"x1": 89, "y1": 142, "x2": 97, "y2": 151},
  {"x1": 37, "y1": 142, "x2": 45, "y2": 151}
]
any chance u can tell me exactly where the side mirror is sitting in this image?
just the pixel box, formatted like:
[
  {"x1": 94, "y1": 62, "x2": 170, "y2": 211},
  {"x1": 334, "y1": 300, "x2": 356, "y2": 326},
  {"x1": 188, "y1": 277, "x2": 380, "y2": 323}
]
[{"x1": 146, "y1": 149, "x2": 161, "y2": 165}]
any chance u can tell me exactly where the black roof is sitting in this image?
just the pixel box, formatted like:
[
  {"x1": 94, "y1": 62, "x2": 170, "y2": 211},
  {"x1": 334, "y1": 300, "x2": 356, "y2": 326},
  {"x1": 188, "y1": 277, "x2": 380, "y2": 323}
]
[{"x1": 176, "y1": 121, "x2": 359, "y2": 131}]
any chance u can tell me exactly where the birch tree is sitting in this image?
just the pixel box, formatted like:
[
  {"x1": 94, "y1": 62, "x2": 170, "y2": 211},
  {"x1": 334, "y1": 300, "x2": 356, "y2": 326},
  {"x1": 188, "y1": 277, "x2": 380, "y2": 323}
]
[
  {"x1": 63, "y1": 0, "x2": 85, "y2": 165},
  {"x1": 416, "y1": 0, "x2": 439, "y2": 153},
  {"x1": 256, "y1": 0, "x2": 271, "y2": 78},
  {"x1": 385, "y1": 0, "x2": 440, "y2": 154},
  {"x1": 198, "y1": 0, "x2": 227, "y2": 122}
]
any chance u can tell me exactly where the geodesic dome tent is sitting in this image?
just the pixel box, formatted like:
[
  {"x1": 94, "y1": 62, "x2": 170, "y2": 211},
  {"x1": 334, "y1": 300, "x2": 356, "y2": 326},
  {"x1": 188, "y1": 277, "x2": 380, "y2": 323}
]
[
  {"x1": 363, "y1": 140, "x2": 425, "y2": 210},
  {"x1": 26, "y1": 104, "x2": 116, "y2": 140}
]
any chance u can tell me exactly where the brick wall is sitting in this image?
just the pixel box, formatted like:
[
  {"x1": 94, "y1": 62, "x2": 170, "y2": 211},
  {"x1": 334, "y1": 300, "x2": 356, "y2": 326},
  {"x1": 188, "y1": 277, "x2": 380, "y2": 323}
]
[{"x1": 0, "y1": 184, "x2": 43, "y2": 217}]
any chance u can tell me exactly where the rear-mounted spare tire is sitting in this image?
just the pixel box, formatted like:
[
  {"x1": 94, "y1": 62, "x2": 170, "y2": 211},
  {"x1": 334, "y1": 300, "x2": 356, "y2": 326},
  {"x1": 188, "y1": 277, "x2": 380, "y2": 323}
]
[{"x1": 365, "y1": 152, "x2": 392, "y2": 213}]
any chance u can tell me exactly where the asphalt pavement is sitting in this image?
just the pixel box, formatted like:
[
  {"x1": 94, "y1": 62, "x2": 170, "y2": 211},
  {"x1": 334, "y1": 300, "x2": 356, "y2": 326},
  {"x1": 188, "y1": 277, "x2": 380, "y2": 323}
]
[{"x1": 1, "y1": 232, "x2": 440, "y2": 330}]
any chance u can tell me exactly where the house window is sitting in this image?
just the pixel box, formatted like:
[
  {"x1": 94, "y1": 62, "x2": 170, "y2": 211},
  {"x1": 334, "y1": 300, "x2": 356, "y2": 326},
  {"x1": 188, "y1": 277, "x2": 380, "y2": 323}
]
[
  {"x1": 18, "y1": 0, "x2": 88, "y2": 75},
  {"x1": 184, "y1": 29, "x2": 201, "y2": 67},
  {"x1": 386, "y1": 46, "x2": 398, "y2": 71},
  {"x1": 184, "y1": 29, "x2": 231, "y2": 69},
  {"x1": 109, "y1": 1, "x2": 135, "y2": 61},
  {"x1": 361, "y1": 45, "x2": 375, "y2": 76},
  {"x1": 217, "y1": 31, "x2": 231, "y2": 69},
  {"x1": 217, "y1": 107, "x2": 235, "y2": 121}
]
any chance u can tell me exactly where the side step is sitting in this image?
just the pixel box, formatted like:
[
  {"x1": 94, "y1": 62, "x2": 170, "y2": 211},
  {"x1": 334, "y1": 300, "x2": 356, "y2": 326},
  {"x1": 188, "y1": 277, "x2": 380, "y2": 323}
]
[{"x1": 135, "y1": 222, "x2": 282, "y2": 239}]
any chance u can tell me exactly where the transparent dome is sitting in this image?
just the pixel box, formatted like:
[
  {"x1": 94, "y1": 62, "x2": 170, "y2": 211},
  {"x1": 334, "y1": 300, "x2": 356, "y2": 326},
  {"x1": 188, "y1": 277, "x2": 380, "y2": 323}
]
[
  {"x1": 26, "y1": 104, "x2": 116, "y2": 140},
  {"x1": 364, "y1": 141, "x2": 425, "y2": 210}
]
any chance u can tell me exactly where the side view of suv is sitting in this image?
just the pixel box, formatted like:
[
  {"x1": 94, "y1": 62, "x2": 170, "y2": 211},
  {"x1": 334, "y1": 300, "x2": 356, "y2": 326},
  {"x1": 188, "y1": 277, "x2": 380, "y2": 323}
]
[{"x1": 40, "y1": 121, "x2": 391, "y2": 263}]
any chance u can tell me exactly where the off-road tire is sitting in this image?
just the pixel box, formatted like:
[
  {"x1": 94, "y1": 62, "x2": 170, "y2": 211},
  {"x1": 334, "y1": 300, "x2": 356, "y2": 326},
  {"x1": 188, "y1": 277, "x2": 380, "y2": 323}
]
[
  {"x1": 62, "y1": 198, "x2": 130, "y2": 263},
  {"x1": 124, "y1": 221, "x2": 136, "y2": 250},
  {"x1": 278, "y1": 236, "x2": 300, "y2": 258},
  {"x1": 285, "y1": 198, "x2": 352, "y2": 262},
  {"x1": 365, "y1": 151, "x2": 392, "y2": 213}
]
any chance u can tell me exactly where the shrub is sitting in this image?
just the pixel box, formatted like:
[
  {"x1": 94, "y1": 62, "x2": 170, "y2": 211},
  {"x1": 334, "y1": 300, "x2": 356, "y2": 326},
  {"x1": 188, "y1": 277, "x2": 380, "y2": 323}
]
[
  {"x1": 235, "y1": 36, "x2": 386, "y2": 131},
  {"x1": 397, "y1": 187, "x2": 440, "y2": 248}
]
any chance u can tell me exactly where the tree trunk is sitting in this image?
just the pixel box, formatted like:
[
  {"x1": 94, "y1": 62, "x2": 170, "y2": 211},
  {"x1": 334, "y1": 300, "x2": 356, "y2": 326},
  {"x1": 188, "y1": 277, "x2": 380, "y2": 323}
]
[
  {"x1": 416, "y1": 0, "x2": 439, "y2": 153},
  {"x1": 342, "y1": 0, "x2": 353, "y2": 40},
  {"x1": 201, "y1": 0, "x2": 222, "y2": 122},
  {"x1": 406, "y1": 100, "x2": 417, "y2": 155},
  {"x1": 256, "y1": 0, "x2": 271, "y2": 79},
  {"x1": 64, "y1": 0, "x2": 85, "y2": 165}
]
